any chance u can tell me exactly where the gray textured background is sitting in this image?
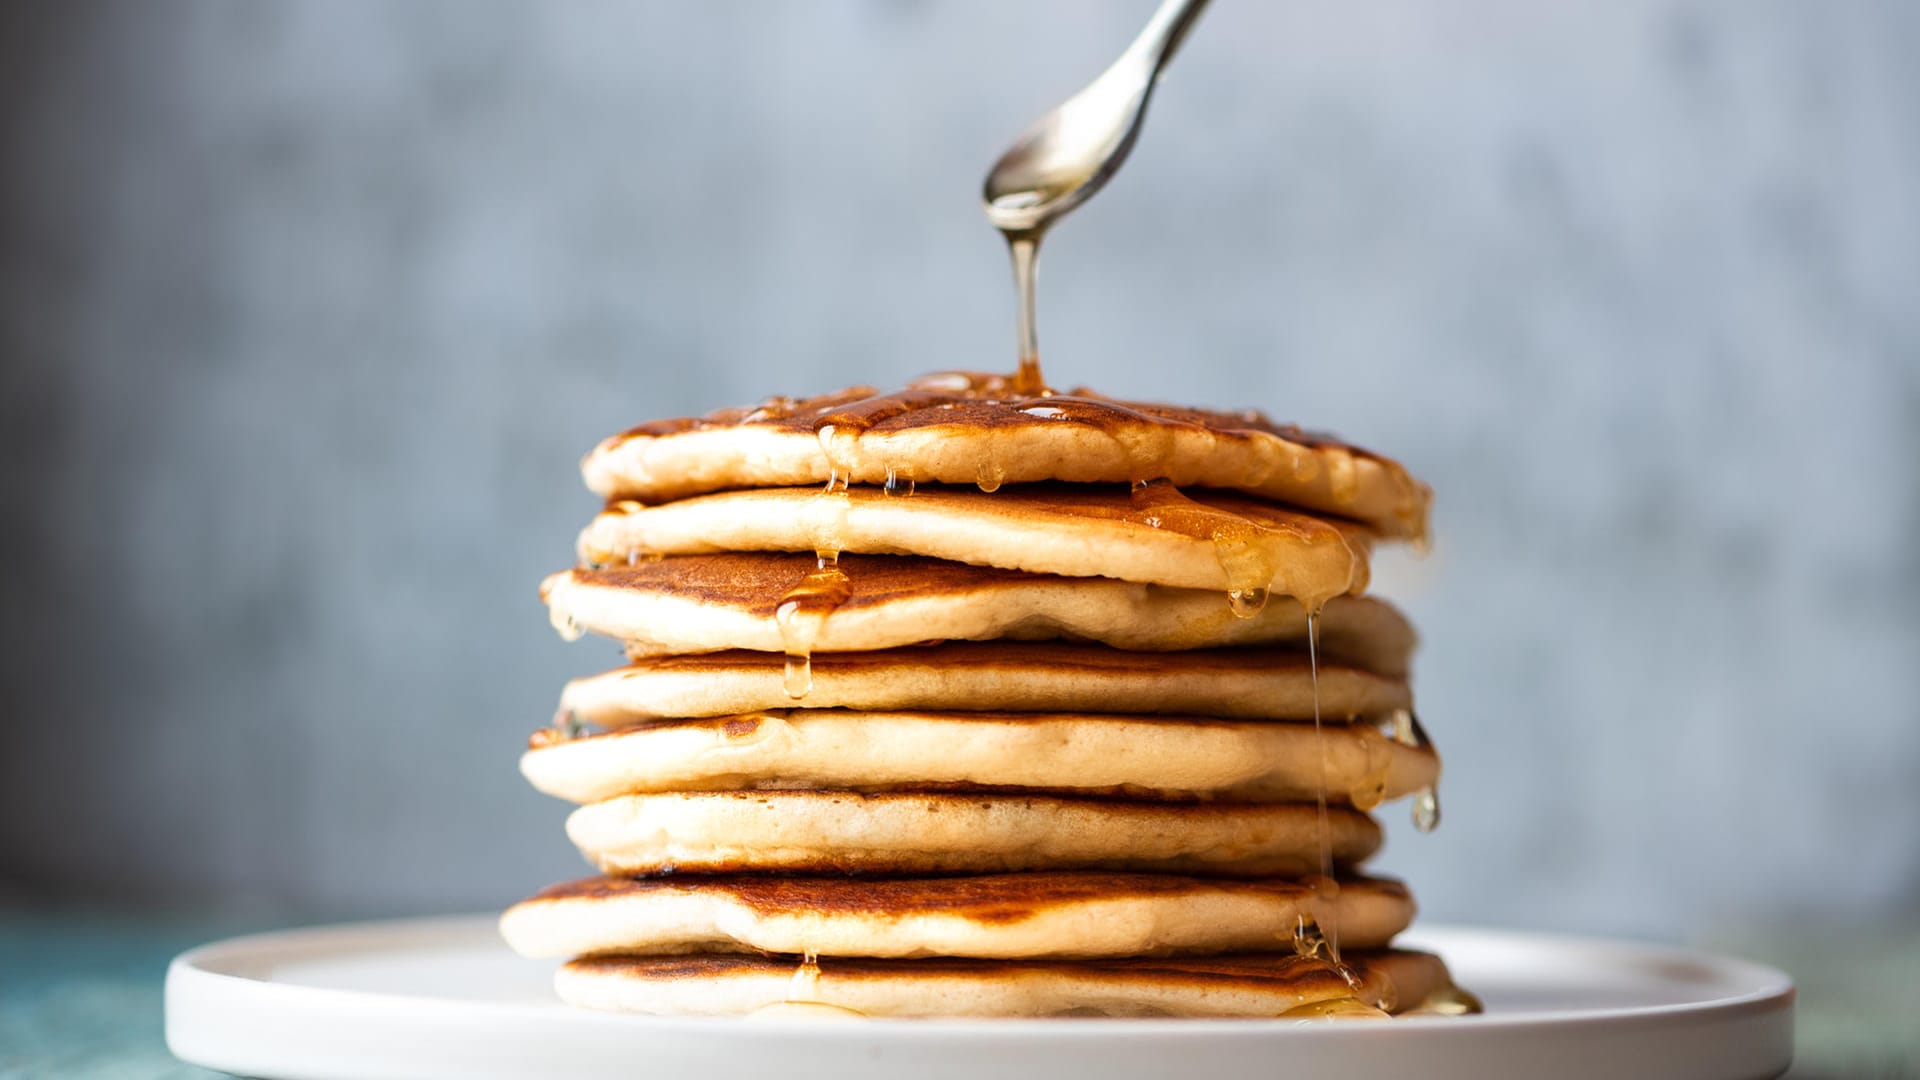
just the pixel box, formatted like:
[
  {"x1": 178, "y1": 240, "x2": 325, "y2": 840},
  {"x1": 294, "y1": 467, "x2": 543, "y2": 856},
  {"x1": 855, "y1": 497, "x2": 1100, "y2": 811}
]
[{"x1": 2, "y1": 0, "x2": 1916, "y2": 943}]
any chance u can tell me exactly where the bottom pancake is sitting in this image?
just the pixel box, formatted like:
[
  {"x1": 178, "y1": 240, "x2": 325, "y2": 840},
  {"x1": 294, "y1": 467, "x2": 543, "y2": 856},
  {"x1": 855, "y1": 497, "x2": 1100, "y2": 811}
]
[
  {"x1": 554, "y1": 948, "x2": 1457, "y2": 1019},
  {"x1": 566, "y1": 791, "x2": 1381, "y2": 877},
  {"x1": 501, "y1": 873, "x2": 1414, "y2": 960}
]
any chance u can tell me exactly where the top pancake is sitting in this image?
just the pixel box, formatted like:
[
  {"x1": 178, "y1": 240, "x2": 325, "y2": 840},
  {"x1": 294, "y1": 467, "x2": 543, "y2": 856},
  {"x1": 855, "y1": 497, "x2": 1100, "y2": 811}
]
[{"x1": 582, "y1": 371, "x2": 1431, "y2": 541}]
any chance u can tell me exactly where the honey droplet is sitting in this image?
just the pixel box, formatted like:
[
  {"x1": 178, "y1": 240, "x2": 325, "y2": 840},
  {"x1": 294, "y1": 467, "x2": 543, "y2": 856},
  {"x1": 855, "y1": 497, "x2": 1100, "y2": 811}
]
[
  {"x1": 1413, "y1": 787, "x2": 1441, "y2": 833},
  {"x1": 782, "y1": 653, "x2": 813, "y2": 698},
  {"x1": 976, "y1": 457, "x2": 1006, "y2": 493},
  {"x1": 1227, "y1": 587, "x2": 1270, "y2": 619},
  {"x1": 1391, "y1": 710, "x2": 1443, "y2": 832},
  {"x1": 883, "y1": 467, "x2": 915, "y2": 497},
  {"x1": 1292, "y1": 912, "x2": 1331, "y2": 962}
]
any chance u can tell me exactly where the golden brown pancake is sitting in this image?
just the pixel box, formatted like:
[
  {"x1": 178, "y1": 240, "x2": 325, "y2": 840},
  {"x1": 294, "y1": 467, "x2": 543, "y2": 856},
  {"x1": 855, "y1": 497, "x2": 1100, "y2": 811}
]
[
  {"x1": 580, "y1": 371, "x2": 1431, "y2": 540},
  {"x1": 564, "y1": 791, "x2": 1380, "y2": 877},
  {"x1": 553, "y1": 948, "x2": 1455, "y2": 1018},
  {"x1": 576, "y1": 483, "x2": 1372, "y2": 610},
  {"x1": 521, "y1": 710, "x2": 1438, "y2": 806},
  {"x1": 559, "y1": 642, "x2": 1411, "y2": 725},
  {"x1": 500, "y1": 872, "x2": 1414, "y2": 960},
  {"x1": 543, "y1": 555, "x2": 1416, "y2": 671}
]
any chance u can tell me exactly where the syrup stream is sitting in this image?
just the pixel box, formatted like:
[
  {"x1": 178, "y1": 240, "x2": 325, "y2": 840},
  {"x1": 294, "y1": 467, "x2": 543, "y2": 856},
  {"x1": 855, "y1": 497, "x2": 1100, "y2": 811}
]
[{"x1": 1006, "y1": 233, "x2": 1048, "y2": 395}]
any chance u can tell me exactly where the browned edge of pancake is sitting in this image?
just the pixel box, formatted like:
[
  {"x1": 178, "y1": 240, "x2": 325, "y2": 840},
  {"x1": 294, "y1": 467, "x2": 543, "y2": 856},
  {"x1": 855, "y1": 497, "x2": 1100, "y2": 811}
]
[{"x1": 520, "y1": 872, "x2": 1410, "y2": 924}]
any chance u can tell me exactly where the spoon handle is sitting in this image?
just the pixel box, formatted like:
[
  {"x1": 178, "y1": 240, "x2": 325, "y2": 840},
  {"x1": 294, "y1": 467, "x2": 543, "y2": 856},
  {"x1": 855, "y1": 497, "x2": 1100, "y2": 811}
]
[{"x1": 1130, "y1": 0, "x2": 1212, "y2": 76}]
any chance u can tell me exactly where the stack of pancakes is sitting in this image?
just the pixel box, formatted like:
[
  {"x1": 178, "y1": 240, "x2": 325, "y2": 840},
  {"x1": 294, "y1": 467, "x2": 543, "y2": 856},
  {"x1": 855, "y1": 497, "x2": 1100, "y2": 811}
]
[{"x1": 503, "y1": 372, "x2": 1469, "y2": 1019}]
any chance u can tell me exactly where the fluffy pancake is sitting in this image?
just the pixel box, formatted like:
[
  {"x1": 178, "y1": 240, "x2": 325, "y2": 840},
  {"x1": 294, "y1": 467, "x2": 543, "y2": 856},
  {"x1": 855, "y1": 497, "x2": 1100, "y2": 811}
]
[
  {"x1": 553, "y1": 948, "x2": 1455, "y2": 1018},
  {"x1": 522, "y1": 711, "x2": 1438, "y2": 806},
  {"x1": 544, "y1": 555, "x2": 1416, "y2": 670},
  {"x1": 559, "y1": 643, "x2": 1411, "y2": 725},
  {"x1": 580, "y1": 371, "x2": 1431, "y2": 541},
  {"x1": 565, "y1": 791, "x2": 1380, "y2": 877},
  {"x1": 500, "y1": 872, "x2": 1414, "y2": 960},
  {"x1": 576, "y1": 483, "x2": 1372, "y2": 609}
]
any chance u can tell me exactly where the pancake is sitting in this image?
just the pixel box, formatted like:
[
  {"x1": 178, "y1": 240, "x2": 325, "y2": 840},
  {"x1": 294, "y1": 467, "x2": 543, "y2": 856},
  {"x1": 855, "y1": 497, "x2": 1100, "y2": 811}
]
[
  {"x1": 565, "y1": 791, "x2": 1380, "y2": 877},
  {"x1": 553, "y1": 948, "x2": 1455, "y2": 1018},
  {"x1": 559, "y1": 643, "x2": 1411, "y2": 725},
  {"x1": 580, "y1": 371, "x2": 1431, "y2": 541},
  {"x1": 500, "y1": 872, "x2": 1414, "y2": 960},
  {"x1": 576, "y1": 483, "x2": 1372, "y2": 610},
  {"x1": 521, "y1": 711, "x2": 1439, "y2": 806},
  {"x1": 544, "y1": 555, "x2": 1416, "y2": 671}
]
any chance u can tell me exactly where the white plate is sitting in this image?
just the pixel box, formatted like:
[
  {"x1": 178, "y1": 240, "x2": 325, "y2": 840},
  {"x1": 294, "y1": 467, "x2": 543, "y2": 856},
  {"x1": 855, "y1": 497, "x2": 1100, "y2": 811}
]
[{"x1": 165, "y1": 916, "x2": 1794, "y2": 1080}]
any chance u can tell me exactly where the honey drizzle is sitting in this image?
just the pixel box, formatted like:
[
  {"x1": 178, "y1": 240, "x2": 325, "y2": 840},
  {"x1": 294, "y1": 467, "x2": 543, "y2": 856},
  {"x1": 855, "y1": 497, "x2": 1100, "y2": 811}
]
[{"x1": 1393, "y1": 709, "x2": 1442, "y2": 833}]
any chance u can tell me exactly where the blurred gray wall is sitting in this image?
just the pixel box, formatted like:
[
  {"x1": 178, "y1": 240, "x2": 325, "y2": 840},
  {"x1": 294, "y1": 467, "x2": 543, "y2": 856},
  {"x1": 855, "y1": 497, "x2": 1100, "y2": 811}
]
[{"x1": 2, "y1": 0, "x2": 1916, "y2": 939}]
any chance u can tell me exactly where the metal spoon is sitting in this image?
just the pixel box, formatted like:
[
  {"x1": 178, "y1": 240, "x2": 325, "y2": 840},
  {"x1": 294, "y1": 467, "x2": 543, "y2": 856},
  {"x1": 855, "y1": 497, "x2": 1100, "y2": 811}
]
[{"x1": 983, "y1": 0, "x2": 1210, "y2": 393}]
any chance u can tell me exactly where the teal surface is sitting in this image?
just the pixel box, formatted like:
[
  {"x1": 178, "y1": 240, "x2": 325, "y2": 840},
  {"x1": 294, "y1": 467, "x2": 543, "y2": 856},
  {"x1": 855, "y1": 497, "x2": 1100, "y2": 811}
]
[{"x1": 2, "y1": 910, "x2": 1913, "y2": 1078}]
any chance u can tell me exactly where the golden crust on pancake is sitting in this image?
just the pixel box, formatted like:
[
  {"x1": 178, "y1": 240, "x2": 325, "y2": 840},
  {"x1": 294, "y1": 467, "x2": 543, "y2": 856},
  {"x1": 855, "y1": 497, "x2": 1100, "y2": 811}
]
[
  {"x1": 500, "y1": 872, "x2": 1414, "y2": 960},
  {"x1": 576, "y1": 483, "x2": 1372, "y2": 609},
  {"x1": 521, "y1": 710, "x2": 1438, "y2": 806},
  {"x1": 564, "y1": 791, "x2": 1380, "y2": 877},
  {"x1": 580, "y1": 372, "x2": 1430, "y2": 540},
  {"x1": 543, "y1": 555, "x2": 1415, "y2": 671},
  {"x1": 553, "y1": 947, "x2": 1454, "y2": 1018},
  {"x1": 559, "y1": 642, "x2": 1411, "y2": 725}
]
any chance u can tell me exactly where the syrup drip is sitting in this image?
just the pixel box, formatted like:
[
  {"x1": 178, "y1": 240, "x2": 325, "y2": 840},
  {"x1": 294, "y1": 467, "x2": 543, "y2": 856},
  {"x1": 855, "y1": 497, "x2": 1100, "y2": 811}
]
[
  {"x1": 1392, "y1": 709, "x2": 1443, "y2": 833},
  {"x1": 745, "y1": 950, "x2": 866, "y2": 1020},
  {"x1": 1128, "y1": 479, "x2": 1287, "y2": 617},
  {"x1": 976, "y1": 455, "x2": 1006, "y2": 493},
  {"x1": 774, "y1": 556, "x2": 852, "y2": 699},
  {"x1": 1300, "y1": 607, "x2": 1356, "y2": 985},
  {"x1": 883, "y1": 467, "x2": 914, "y2": 497},
  {"x1": 816, "y1": 425, "x2": 851, "y2": 494},
  {"x1": 787, "y1": 949, "x2": 822, "y2": 1001}
]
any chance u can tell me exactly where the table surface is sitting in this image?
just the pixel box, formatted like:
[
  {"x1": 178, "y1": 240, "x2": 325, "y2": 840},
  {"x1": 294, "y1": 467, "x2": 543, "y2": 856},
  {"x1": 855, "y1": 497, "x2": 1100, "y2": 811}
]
[{"x1": 2, "y1": 909, "x2": 1915, "y2": 1079}]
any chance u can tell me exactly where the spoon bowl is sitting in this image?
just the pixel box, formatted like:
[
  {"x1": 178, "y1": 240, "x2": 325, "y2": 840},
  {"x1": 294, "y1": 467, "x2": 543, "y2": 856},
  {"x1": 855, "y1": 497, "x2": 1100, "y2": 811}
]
[{"x1": 983, "y1": 0, "x2": 1210, "y2": 236}]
